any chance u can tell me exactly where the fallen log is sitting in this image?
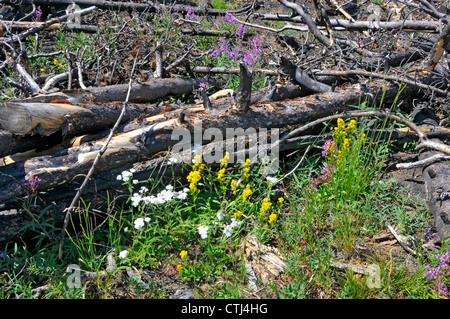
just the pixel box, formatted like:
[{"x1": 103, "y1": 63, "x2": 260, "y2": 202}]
[
  {"x1": 0, "y1": 130, "x2": 63, "y2": 159},
  {"x1": 420, "y1": 148, "x2": 450, "y2": 242},
  {"x1": 0, "y1": 79, "x2": 417, "y2": 206},
  {"x1": 0, "y1": 82, "x2": 311, "y2": 160},
  {"x1": 0, "y1": 102, "x2": 89, "y2": 136},
  {"x1": 17, "y1": 77, "x2": 203, "y2": 103}
]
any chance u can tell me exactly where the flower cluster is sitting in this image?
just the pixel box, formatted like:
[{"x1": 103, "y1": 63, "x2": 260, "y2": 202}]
[
  {"x1": 261, "y1": 198, "x2": 271, "y2": 216},
  {"x1": 33, "y1": 6, "x2": 42, "y2": 22},
  {"x1": 187, "y1": 155, "x2": 205, "y2": 192},
  {"x1": 242, "y1": 158, "x2": 250, "y2": 181},
  {"x1": 215, "y1": 12, "x2": 238, "y2": 26},
  {"x1": 186, "y1": 8, "x2": 197, "y2": 21},
  {"x1": 134, "y1": 216, "x2": 151, "y2": 230},
  {"x1": 25, "y1": 175, "x2": 41, "y2": 196},
  {"x1": 243, "y1": 37, "x2": 264, "y2": 67},
  {"x1": 198, "y1": 0, "x2": 208, "y2": 9},
  {"x1": 130, "y1": 185, "x2": 189, "y2": 207},
  {"x1": 217, "y1": 152, "x2": 229, "y2": 181},
  {"x1": 241, "y1": 184, "x2": 253, "y2": 201},
  {"x1": 198, "y1": 225, "x2": 209, "y2": 239},
  {"x1": 180, "y1": 250, "x2": 188, "y2": 260},
  {"x1": 210, "y1": 14, "x2": 264, "y2": 68},
  {"x1": 53, "y1": 58, "x2": 63, "y2": 70},
  {"x1": 193, "y1": 81, "x2": 210, "y2": 99},
  {"x1": 423, "y1": 251, "x2": 450, "y2": 295},
  {"x1": 319, "y1": 118, "x2": 364, "y2": 176},
  {"x1": 117, "y1": 168, "x2": 136, "y2": 181},
  {"x1": 223, "y1": 218, "x2": 241, "y2": 237}
]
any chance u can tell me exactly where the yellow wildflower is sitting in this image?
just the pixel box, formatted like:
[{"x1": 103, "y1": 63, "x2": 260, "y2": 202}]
[
  {"x1": 187, "y1": 170, "x2": 201, "y2": 192},
  {"x1": 221, "y1": 152, "x2": 229, "y2": 168},
  {"x1": 261, "y1": 198, "x2": 271, "y2": 215},
  {"x1": 269, "y1": 213, "x2": 277, "y2": 224},
  {"x1": 177, "y1": 264, "x2": 183, "y2": 272},
  {"x1": 346, "y1": 119, "x2": 357, "y2": 135},
  {"x1": 242, "y1": 184, "x2": 252, "y2": 201},
  {"x1": 234, "y1": 210, "x2": 242, "y2": 219},
  {"x1": 180, "y1": 250, "x2": 188, "y2": 260},
  {"x1": 230, "y1": 179, "x2": 238, "y2": 195},
  {"x1": 217, "y1": 167, "x2": 226, "y2": 181},
  {"x1": 278, "y1": 197, "x2": 284, "y2": 205},
  {"x1": 358, "y1": 133, "x2": 366, "y2": 146},
  {"x1": 241, "y1": 158, "x2": 250, "y2": 180},
  {"x1": 192, "y1": 154, "x2": 205, "y2": 171}
]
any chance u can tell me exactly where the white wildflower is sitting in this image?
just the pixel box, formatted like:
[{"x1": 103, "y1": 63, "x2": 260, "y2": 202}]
[
  {"x1": 118, "y1": 250, "x2": 128, "y2": 259},
  {"x1": 223, "y1": 225, "x2": 232, "y2": 237},
  {"x1": 176, "y1": 191, "x2": 188, "y2": 200},
  {"x1": 139, "y1": 186, "x2": 149, "y2": 194},
  {"x1": 121, "y1": 170, "x2": 133, "y2": 181},
  {"x1": 134, "y1": 217, "x2": 145, "y2": 230},
  {"x1": 133, "y1": 179, "x2": 138, "y2": 184},
  {"x1": 131, "y1": 193, "x2": 142, "y2": 207},
  {"x1": 198, "y1": 225, "x2": 209, "y2": 239},
  {"x1": 223, "y1": 218, "x2": 241, "y2": 237},
  {"x1": 144, "y1": 217, "x2": 151, "y2": 223},
  {"x1": 230, "y1": 218, "x2": 241, "y2": 228},
  {"x1": 216, "y1": 210, "x2": 225, "y2": 221},
  {"x1": 266, "y1": 176, "x2": 278, "y2": 184}
]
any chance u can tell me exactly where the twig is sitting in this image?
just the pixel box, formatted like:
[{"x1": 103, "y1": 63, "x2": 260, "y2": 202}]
[
  {"x1": 396, "y1": 154, "x2": 450, "y2": 169},
  {"x1": 276, "y1": 144, "x2": 312, "y2": 184},
  {"x1": 2, "y1": 6, "x2": 97, "y2": 43},
  {"x1": 278, "y1": 0, "x2": 333, "y2": 46},
  {"x1": 15, "y1": 63, "x2": 41, "y2": 95},
  {"x1": 385, "y1": 222, "x2": 422, "y2": 257},
  {"x1": 58, "y1": 52, "x2": 140, "y2": 260}
]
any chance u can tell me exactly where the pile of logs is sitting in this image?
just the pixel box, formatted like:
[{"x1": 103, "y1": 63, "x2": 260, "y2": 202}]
[{"x1": 0, "y1": 0, "x2": 449, "y2": 248}]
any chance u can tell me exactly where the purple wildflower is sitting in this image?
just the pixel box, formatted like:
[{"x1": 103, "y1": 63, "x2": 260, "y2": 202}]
[
  {"x1": 186, "y1": 8, "x2": 197, "y2": 20},
  {"x1": 322, "y1": 139, "x2": 338, "y2": 157},
  {"x1": 33, "y1": 6, "x2": 42, "y2": 22},
  {"x1": 235, "y1": 24, "x2": 245, "y2": 38},
  {"x1": 198, "y1": 0, "x2": 208, "y2": 10},
  {"x1": 225, "y1": 12, "x2": 237, "y2": 24}
]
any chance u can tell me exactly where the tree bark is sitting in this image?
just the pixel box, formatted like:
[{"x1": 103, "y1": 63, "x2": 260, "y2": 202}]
[
  {"x1": 421, "y1": 148, "x2": 450, "y2": 242},
  {"x1": 0, "y1": 79, "x2": 416, "y2": 206}
]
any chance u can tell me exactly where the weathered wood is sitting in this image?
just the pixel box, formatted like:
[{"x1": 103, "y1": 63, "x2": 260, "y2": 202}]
[
  {"x1": 421, "y1": 148, "x2": 450, "y2": 242},
  {"x1": 0, "y1": 79, "x2": 415, "y2": 206},
  {"x1": 0, "y1": 130, "x2": 63, "y2": 159},
  {"x1": 87, "y1": 78, "x2": 201, "y2": 103},
  {"x1": 0, "y1": 102, "x2": 89, "y2": 136},
  {"x1": 236, "y1": 63, "x2": 253, "y2": 114}
]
